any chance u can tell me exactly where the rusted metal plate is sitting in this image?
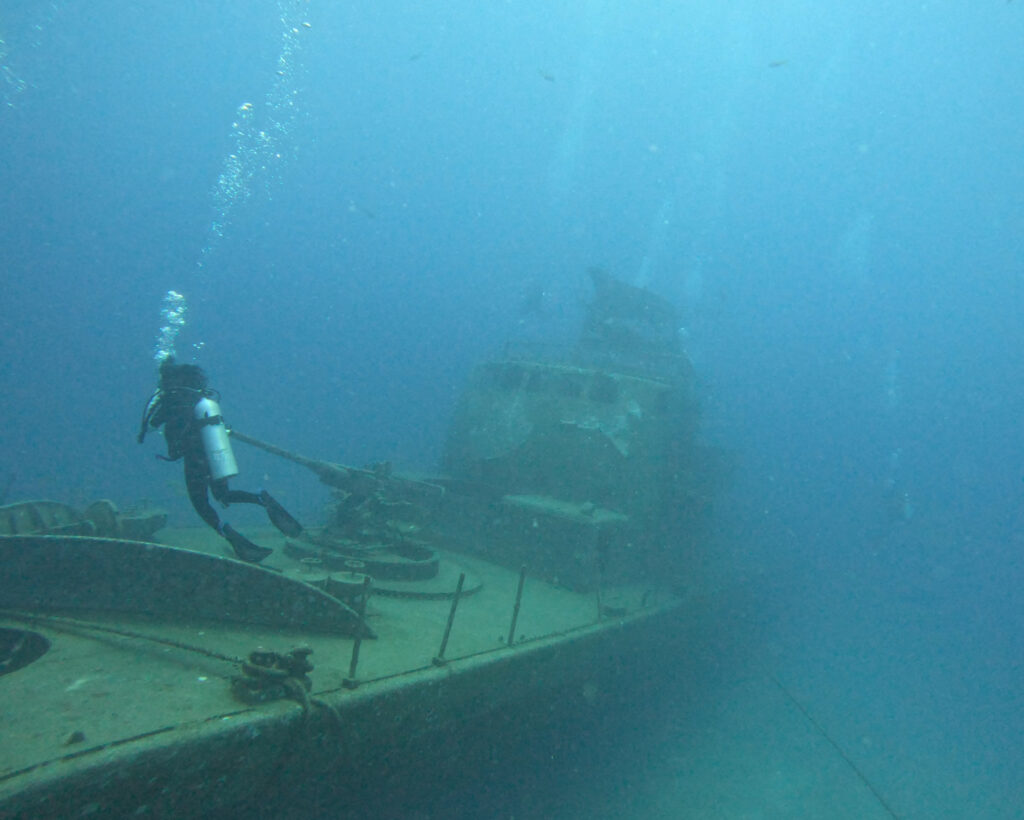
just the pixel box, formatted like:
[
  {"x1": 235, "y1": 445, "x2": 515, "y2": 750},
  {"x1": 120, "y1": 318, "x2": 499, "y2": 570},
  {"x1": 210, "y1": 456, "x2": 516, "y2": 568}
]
[{"x1": 0, "y1": 535, "x2": 373, "y2": 637}]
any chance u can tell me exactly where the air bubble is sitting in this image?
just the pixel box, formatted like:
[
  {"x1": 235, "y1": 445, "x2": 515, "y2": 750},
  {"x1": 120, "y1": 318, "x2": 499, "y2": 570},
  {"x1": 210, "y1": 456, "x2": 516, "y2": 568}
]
[{"x1": 199, "y1": 1, "x2": 309, "y2": 267}]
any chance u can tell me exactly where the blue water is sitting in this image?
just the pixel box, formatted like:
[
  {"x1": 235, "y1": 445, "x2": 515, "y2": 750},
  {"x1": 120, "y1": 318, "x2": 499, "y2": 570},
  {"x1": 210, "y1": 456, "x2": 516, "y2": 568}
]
[{"x1": 2, "y1": 2, "x2": 1022, "y2": 817}]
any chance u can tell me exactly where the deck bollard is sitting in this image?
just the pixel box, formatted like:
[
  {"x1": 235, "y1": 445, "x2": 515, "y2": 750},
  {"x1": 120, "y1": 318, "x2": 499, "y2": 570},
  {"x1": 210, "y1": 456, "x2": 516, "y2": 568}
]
[
  {"x1": 506, "y1": 565, "x2": 527, "y2": 646},
  {"x1": 343, "y1": 575, "x2": 373, "y2": 689},
  {"x1": 433, "y1": 572, "x2": 466, "y2": 666}
]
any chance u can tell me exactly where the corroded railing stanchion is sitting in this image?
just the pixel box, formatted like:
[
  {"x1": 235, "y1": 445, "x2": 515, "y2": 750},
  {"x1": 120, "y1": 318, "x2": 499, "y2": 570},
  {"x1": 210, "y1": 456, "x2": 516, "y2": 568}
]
[
  {"x1": 506, "y1": 565, "x2": 527, "y2": 646},
  {"x1": 433, "y1": 572, "x2": 466, "y2": 666},
  {"x1": 343, "y1": 576, "x2": 373, "y2": 689}
]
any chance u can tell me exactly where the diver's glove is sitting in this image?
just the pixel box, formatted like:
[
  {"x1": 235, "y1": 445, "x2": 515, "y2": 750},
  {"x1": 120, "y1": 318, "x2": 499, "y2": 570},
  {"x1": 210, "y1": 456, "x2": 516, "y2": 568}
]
[
  {"x1": 218, "y1": 521, "x2": 273, "y2": 564},
  {"x1": 259, "y1": 490, "x2": 303, "y2": 537}
]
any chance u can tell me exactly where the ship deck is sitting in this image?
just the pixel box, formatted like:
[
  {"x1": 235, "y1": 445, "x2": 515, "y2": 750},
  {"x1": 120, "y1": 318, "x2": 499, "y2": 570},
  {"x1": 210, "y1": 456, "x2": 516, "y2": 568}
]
[{"x1": 0, "y1": 526, "x2": 685, "y2": 819}]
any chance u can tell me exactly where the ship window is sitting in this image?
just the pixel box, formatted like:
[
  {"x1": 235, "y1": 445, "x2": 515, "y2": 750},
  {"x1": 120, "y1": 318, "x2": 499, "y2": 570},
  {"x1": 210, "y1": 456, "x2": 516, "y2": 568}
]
[{"x1": 0, "y1": 628, "x2": 50, "y2": 677}]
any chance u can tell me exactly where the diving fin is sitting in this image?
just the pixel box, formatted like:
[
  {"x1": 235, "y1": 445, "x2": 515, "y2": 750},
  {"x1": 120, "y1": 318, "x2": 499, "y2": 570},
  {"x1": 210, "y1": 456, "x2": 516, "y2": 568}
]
[
  {"x1": 219, "y1": 522, "x2": 273, "y2": 564},
  {"x1": 259, "y1": 490, "x2": 303, "y2": 537}
]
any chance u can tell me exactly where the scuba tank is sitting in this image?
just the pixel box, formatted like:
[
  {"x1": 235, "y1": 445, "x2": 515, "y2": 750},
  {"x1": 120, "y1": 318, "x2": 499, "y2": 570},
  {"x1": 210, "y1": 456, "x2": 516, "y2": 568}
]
[{"x1": 194, "y1": 396, "x2": 239, "y2": 481}]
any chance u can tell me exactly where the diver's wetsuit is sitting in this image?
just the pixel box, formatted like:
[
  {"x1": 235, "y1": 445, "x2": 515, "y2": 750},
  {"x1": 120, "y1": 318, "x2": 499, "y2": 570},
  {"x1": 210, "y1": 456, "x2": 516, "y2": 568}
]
[{"x1": 138, "y1": 359, "x2": 302, "y2": 563}]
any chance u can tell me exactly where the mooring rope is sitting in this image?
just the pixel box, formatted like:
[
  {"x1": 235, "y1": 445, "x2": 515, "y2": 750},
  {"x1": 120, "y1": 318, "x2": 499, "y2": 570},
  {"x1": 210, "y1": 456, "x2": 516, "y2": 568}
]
[
  {"x1": 2, "y1": 609, "x2": 342, "y2": 726},
  {"x1": 764, "y1": 667, "x2": 900, "y2": 820},
  {"x1": 0, "y1": 609, "x2": 243, "y2": 667}
]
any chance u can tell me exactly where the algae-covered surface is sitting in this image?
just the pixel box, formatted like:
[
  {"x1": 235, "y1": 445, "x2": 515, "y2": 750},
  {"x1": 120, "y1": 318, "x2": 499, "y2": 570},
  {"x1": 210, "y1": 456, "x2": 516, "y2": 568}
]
[{"x1": 0, "y1": 526, "x2": 668, "y2": 788}]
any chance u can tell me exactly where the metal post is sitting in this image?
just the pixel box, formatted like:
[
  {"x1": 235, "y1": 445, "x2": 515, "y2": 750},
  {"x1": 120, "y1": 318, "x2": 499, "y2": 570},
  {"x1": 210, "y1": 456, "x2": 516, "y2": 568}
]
[
  {"x1": 343, "y1": 575, "x2": 372, "y2": 689},
  {"x1": 506, "y1": 565, "x2": 527, "y2": 646},
  {"x1": 433, "y1": 572, "x2": 466, "y2": 666}
]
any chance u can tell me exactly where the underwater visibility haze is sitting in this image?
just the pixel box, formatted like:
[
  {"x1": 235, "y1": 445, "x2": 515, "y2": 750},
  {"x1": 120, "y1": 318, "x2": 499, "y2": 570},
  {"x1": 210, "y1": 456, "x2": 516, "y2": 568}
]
[{"x1": 2, "y1": 1, "x2": 1023, "y2": 817}]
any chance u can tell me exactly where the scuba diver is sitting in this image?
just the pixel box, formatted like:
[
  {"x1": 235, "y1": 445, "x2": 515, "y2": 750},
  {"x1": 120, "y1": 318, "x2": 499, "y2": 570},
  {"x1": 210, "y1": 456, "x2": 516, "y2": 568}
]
[{"x1": 137, "y1": 357, "x2": 303, "y2": 563}]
